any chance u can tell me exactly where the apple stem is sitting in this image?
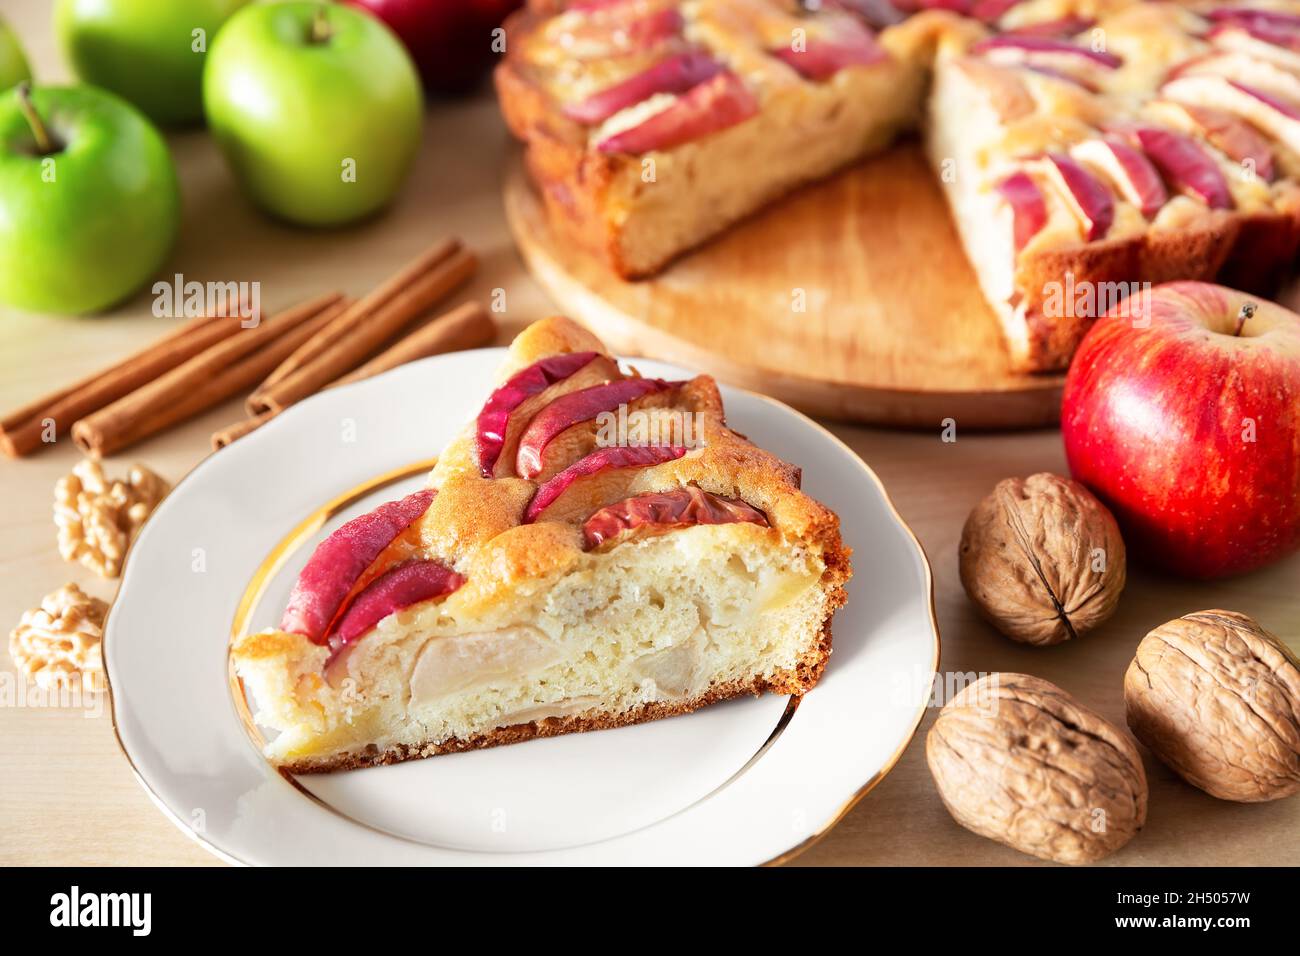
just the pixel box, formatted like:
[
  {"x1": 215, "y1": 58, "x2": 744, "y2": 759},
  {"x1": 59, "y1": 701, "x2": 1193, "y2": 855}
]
[
  {"x1": 14, "y1": 82, "x2": 56, "y2": 155},
  {"x1": 1234, "y1": 302, "x2": 1256, "y2": 337},
  {"x1": 310, "y1": 4, "x2": 333, "y2": 43}
]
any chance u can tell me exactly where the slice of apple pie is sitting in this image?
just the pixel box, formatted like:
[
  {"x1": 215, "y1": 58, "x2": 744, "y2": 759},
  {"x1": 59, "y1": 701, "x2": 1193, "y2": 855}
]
[{"x1": 232, "y1": 316, "x2": 850, "y2": 772}]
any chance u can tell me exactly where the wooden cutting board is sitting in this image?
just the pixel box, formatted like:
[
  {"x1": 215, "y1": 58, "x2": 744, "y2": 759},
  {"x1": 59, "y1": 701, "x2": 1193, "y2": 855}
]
[{"x1": 504, "y1": 140, "x2": 1065, "y2": 429}]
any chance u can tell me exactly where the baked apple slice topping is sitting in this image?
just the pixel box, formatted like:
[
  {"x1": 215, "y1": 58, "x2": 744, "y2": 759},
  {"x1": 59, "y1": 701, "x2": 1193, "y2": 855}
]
[
  {"x1": 970, "y1": 0, "x2": 1023, "y2": 23},
  {"x1": 524, "y1": 445, "x2": 687, "y2": 523},
  {"x1": 1171, "y1": 51, "x2": 1300, "y2": 105},
  {"x1": 995, "y1": 171, "x2": 1048, "y2": 251},
  {"x1": 330, "y1": 560, "x2": 465, "y2": 649},
  {"x1": 515, "y1": 377, "x2": 678, "y2": 479},
  {"x1": 582, "y1": 487, "x2": 769, "y2": 550},
  {"x1": 554, "y1": 3, "x2": 685, "y2": 60},
  {"x1": 280, "y1": 489, "x2": 436, "y2": 644},
  {"x1": 1039, "y1": 152, "x2": 1114, "y2": 240},
  {"x1": 475, "y1": 351, "x2": 607, "y2": 478},
  {"x1": 970, "y1": 35, "x2": 1123, "y2": 71},
  {"x1": 1148, "y1": 100, "x2": 1276, "y2": 182},
  {"x1": 563, "y1": 52, "x2": 723, "y2": 125},
  {"x1": 1204, "y1": 7, "x2": 1300, "y2": 29},
  {"x1": 1118, "y1": 126, "x2": 1236, "y2": 210},
  {"x1": 770, "y1": 22, "x2": 887, "y2": 80},
  {"x1": 1071, "y1": 137, "x2": 1168, "y2": 217},
  {"x1": 1162, "y1": 75, "x2": 1300, "y2": 157},
  {"x1": 595, "y1": 71, "x2": 759, "y2": 154},
  {"x1": 1206, "y1": 19, "x2": 1300, "y2": 72}
]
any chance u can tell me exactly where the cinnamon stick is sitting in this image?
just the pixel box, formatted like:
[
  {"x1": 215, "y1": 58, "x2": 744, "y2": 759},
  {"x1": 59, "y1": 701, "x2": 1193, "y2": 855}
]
[
  {"x1": 332, "y1": 302, "x2": 494, "y2": 386},
  {"x1": 211, "y1": 410, "x2": 277, "y2": 450},
  {"x1": 250, "y1": 237, "x2": 463, "y2": 401},
  {"x1": 71, "y1": 292, "x2": 344, "y2": 458},
  {"x1": 0, "y1": 310, "x2": 252, "y2": 458},
  {"x1": 247, "y1": 244, "x2": 477, "y2": 416},
  {"x1": 212, "y1": 302, "x2": 495, "y2": 450}
]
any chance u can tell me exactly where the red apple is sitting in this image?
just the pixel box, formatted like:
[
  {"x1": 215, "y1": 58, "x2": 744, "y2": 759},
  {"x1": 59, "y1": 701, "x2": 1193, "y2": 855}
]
[
  {"x1": 1041, "y1": 152, "x2": 1114, "y2": 240},
  {"x1": 345, "y1": 0, "x2": 521, "y2": 95},
  {"x1": 582, "y1": 487, "x2": 769, "y2": 549},
  {"x1": 515, "y1": 377, "x2": 676, "y2": 478},
  {"x1": 1120, "y1": 126, "x2": 1235, "y2": 210},
  {"x1": 331, "y1": 559, "x2": 464, "y2": 646},
  {"x1": 524, "y1": 445, "x2": 687, "y2": 523},
  {"x1": 596, "y1": 71, "x2": 758, "y2": 154},
  {"x1": 1071, "y1": 137, "x2": 1168, "y2": 217},
  {"x1": 1062, "y1": 281, "x2": 1300, "y2": 578},
  {"x1": 475, "y1": 351, "x2": 605, "y2": 477},
  {"x1": 563, "y1": 52, "x2": 721, "y2": 125},
  {"x1": 281, "y1": 489, "x2": 435, "y2": 642},
  {"x1": 995, "y1": 171, "x2": 1048, "y2": 251}
]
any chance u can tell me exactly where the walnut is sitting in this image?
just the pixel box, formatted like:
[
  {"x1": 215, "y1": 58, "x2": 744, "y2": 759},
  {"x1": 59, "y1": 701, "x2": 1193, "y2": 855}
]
[
  {"x1": 927, "y1": 673, "x2": 1147, "y2": 864},
  {"x1": 54, "y1": 459, "x2": 169, "y2": 578},
  {"x1": 9, "y1": 583, "x2": 108, "y2": 693},
  {"x1": 1125, "y1": 610, "x2": 1300, "y2": 803},
  {"x1": 959, "y1": 473, "x2": 1125, "y2": 646}
]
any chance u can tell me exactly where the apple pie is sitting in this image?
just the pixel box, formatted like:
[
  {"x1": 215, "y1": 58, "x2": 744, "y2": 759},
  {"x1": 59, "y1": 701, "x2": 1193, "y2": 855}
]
[
  {"x1": 930, "y1": 0, "x2": 1300, "y2": 368},
  {"x1": 232, "y1": 316, "x2": 850, "y2": 772},
  {"x1": 499, "y1": 0, "x2": 1300, "y2": 370}
]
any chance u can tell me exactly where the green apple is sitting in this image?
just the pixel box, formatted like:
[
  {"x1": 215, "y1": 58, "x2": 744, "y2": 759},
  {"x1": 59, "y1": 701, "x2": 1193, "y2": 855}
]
[
  {"x1": 55, "y1": 0, "x2": 250, "y2": 126},
  {"x1": 0, "y1": 84, "x2": 180, "y2": 314},
  {"x1": 0, "y1": 17, "x2": 32, "y2": 92},
  {"x1": 203, "y1": 1, "x2": 423, "y2": 227}
]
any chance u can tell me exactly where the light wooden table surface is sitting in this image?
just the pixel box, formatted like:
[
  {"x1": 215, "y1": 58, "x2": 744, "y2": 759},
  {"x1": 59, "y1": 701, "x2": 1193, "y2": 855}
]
[{"x1": 2, "y1": 1, "x2": 1296, "y2": 867}]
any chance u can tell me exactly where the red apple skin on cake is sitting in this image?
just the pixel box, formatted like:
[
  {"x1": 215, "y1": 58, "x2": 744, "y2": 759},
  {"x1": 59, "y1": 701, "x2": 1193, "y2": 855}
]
[
  {"x1": 515, "y1": 377, "x2": 678, "y2": 478},
  {"x1": 562, "y1": 52, "x2": 723, "y2": 125},
  {"x1": 475, "y1": 350, "x2": 603, "y2": 477},
  {"x1": 281, "y1": 489, "x2": 436, "y2": 643},
  {"x1": 331, "y1": 560, "x2": 465, "y2": 647},
  {"x1": 524, "y1": 444, "x2": 688, "y2": 522},
  {"x1": 595, "y1": 71, "x2": 759, "y2": 154},
  {"x1": 583, "y1": 487, "x2": 769, "y2": 549}
]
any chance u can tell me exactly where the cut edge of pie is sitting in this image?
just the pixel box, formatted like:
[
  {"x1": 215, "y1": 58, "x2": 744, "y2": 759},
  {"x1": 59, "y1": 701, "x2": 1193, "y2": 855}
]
[{"x1": 231, "y1": 316, "x2": 851, "y2": 773}]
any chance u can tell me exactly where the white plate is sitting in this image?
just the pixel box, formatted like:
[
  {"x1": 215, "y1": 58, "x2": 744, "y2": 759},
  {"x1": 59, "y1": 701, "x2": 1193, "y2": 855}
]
[{"x1": 104, "y1": 349, "x2": 939, "y2": 866}]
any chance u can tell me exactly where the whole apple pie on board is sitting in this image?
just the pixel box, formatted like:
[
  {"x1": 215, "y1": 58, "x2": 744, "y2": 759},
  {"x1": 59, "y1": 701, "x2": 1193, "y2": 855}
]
[
  {"x1": 232, "y1": 316, "x2": 850, "y2": 772},
  {"x1": 498, "y1": 0, "x2": 1300, "y2": 370}
]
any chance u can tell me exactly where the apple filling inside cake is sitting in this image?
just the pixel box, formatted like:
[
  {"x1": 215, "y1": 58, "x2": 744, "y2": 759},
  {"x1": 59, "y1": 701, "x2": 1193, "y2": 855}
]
[{"x1": 232, "y1": 317, "x2": 849, "y2": 772}]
